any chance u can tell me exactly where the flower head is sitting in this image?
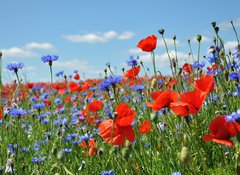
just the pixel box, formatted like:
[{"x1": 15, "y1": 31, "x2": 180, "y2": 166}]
[
  {"x1": 6, "y1": 63, "x2": 24, "y2": 72},
  {"x1": 41, "y1": 55, "x2": 58, "y2": 65},
  {"x1": 137, "y1": 35, "x2": 157, "y2": 52}
]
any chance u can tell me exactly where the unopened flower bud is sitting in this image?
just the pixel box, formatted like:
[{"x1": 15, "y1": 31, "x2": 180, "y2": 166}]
[
  {"x1": 158, "y1": 29, "x2": 165, "y2": 35},
  {"x1": 122, "y1": 67, "x2": 125, "y2": 73},
  {"x1": 113, "y1": 112, "x2": 118, "y2": 119},
  {"x1": 211, "y1": 21, "x2": 216, "y2": 28},
  {"x1": 223, "y1": 70, "x2": 229, "y2": 81},
  {"x1": 179, "y1": 146, "x2": 190, "y2": 164},
  {"x1": 196, "y1": 34, "x2": 202, "y2": 42},
  {"x1": 150, "y1": 111, "x2": 158, "y2": 121},
  {"x1": 121, "y1": 148, "x2": 130, "y2": 160},
  {"x1": 57, "y1": 150, "x2": 64, "y2": 160},
  {"x1": 151, "y1": 78, "x2": 157, "y2": 88},
  {"x1": 173, "y1": 35, "x2": 176, "y2": 40},
  {"x1": 0, "y1": 51, "x2": 2, "y2": 57},
  {"x1": 215, "y1": 27, "x2": 219, "y2": 33}
]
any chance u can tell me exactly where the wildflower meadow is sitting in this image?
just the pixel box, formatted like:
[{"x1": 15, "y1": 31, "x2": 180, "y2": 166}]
[{"x1": 1, "y1": 21, "x2": 240, "y2": 175}]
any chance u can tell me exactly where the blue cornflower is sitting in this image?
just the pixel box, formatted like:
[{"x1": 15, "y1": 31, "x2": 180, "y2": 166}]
[
  {"x1": 73, "y1": 70, "x2": 78, "y2": 73},
  {"x1": 9, "y1": 108, "x2": 27, "y2": 117},
  {"x1": 108, "y1": 75, "x2": 122, "y2": 87},
  {"x1": 6, "y1": 63, "x2": 24, "y2": 72},
  {"x1": 232, "y1": 47, "x2": 240, "y2": 59},
  {"x1": 225, "y1": 115, "x2": 235, "y2": 122},
  {"x1": 133, "y1": 85, "x2": 145, "y2": 92},
  {"x1": 63, "y1": 148, "x2": 72, "y2": 153},
  {"x1": 193, "y1": 61, "x2": 205, "y2": 69},
  {"x1": 171, "y1": 172, "x2": 182, "y2": 175},
  {"x1": 101, "y1": 170, "x2": 114, "y2": 175},
  {"x1": 33, "y1": 103, "x2": 45, "y2": 110},
  {"x1": 229, "y1": 72, "x2": 240, "y2": 80},
  {"x1": 99, "y1": 79, "x2": 111, "y2": 91},
  {"x1": 158, "y1": 80, "x2": 163, "y2": 86},
  {"x1": 41, "y1": 55, "x2": 58, "y2": 64},
  {"x1": 55, "y1": 71, "x2": 64, "y2": 77},
  {"x1": 32, "y1": 157, "x2": 45, "y2": 163},
  {"x1": 127, "y1": 56, "x2": 139, "y2": 67},
  {"x1": 41, "y1": 119, "x2": 50, "y2": 124}
]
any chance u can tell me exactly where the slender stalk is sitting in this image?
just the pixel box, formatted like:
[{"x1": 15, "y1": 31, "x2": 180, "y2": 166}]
[
  {"x1": 151, "y1": 51, "x2": 157, "y2": 79},
  {"x1": 197, "y1": 40, "x2": 201, "y2": 78},
  {"x1": 173, "y1": 37, "x2": 179, "y2": 70},
  {"x1": 161, "y1": 34, "x2": 175, "y2": 79},
  {"x1": 231, "y1": 21, "x2": 240, "y2": 48},
  {"x1": 188, "y1": 40, "x2": 195, "y2": 63}
]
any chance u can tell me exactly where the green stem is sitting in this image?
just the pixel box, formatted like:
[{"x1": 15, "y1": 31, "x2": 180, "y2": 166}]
[
  {"x1": 151, "y1": 51, "x2": 157, "y2": 79},
  {"x1": 188, "y1": 41, "x2": 195, "y2": 63},
  {"x1": 231, "y1": 21, "x2": 240, "y2": 48},
  {"x1": 161, "y1": 34, "x2": 175, "y2": 79},
  {"x1": 197, "y1": 41, "x2": 201, "y2": 78},
  {"x1": 174, "y1": 39, "x2": 179, "y2": 70}
]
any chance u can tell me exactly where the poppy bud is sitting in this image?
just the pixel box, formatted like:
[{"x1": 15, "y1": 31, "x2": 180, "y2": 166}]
[
  {"x1": 173, "y1": 35, "x2": 176, "y2": 40},
  {"x1": 104, "y1": 68, "x2": 107, "y2": 73},
  {"x1": 140, "y1": 60, "x2": 143, "y2": 65},
  {"x1": 178, "y1": 68, "x2": 182, "y2": 75},
  {"x1": 125, "y1": 140, "x2": 132, "y2": 149},
  {"x1": 215, "y1": 27, "x2": 219, "y2": 33},
  {"x1": 109, "y1": 146, "x2": 118, "y2": 155},
  {"x1": 219, "y1": 50, "x2": 225, "y2": 58},
  {"x1": 0, "y1": 51, "x2": 2, "y2": 57},
  {"x1": 158, "y1": 29, "x2": 164, "y2": 35},
  {"x1": 223, "y1": 70, "x2": 229, "y2": 81},
  {"x1": 122, "y1": 67, "x2": 125, "y2": 73},
  {"x1": 211, "y1": 21, "x2": 216, "y2": 28},
  {"x1": 187, "y1": 39, "x2": 191, "y2": 43},
  {"x1": 113, "y1": 112, "x2": 118, "y2": 119},
  {"x1": 121, "y1": 148, "x2": 130, "y2": 160},
  {"x1": 63, "y1": 75, "x2": 67, "y2": 79},
  {"x1": 196, "y1": 34, "x2": 202, "y2": 42},
  {"x1": 151, "y1": 78, "x2": 157, "y2": 88},
  {"x1": 57, "y1": 150, "x2": 64, "y2": 160},
  {"x1": 179, "y1": 146, "x2": 190, "y2": 164},
  {"x1": 150, "y1": 111, "x2": 158, "y2": 121}
]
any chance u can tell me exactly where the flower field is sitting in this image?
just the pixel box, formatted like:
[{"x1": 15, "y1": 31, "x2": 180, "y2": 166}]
[{"x1": 1, "y1": 21, "x2": 240, "y2": 175}]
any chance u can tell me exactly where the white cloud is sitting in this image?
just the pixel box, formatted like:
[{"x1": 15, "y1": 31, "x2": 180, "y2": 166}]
[
  {"x1": 118, "y1": 31, "x2": 135, "y2": 40},
  {"x1": 219, "y1": 17, "x2": 240, "y2": 30},
  {"x1": 224, "y1": 41, "x2": 238, "y2": 51},
  {"x1": 63, "y1": 30, "x2": 135, "y2": 43},
  {"x1": 25, "y1": 42, "x2": 54, "y2": 50},
  {"x1": 54, "y1": 59, "x2": 102, "y2": 74},
  {"x1": 1, "y1": 47, "x2": 37, "y2": 58}
]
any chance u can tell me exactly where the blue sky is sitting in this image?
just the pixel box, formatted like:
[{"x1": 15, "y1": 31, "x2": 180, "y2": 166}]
[{"x1": 1, "y1": 0, "x2": 240, "y2": 83}]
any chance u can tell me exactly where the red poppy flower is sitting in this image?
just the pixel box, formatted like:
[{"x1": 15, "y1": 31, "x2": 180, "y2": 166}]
[
  {"x1": 146, "y1": 91, "x2": 178, "y2": 111},
  {"x1": 203, "y1": 116, "x2": 240, "y2": 147},
  {"x1": 170, "y1": 90, "x2": 206, "y2": 117},
  {"x1": 69, "y1": 82, "x2": 81, "y2": 92},
  {"x1": 99, "y1": 119, "x2": 135, "y2": 146},
  {"x1": 182, "y1": 63, "x2": 193, "y2": 73},
  {"x1": 74, "y1": 73, "x2": 80, "y2": 80},
  {"x1": 194, "y1": 74, "x2": 214, "y2": 95},
  {"x1": 87, "y1": 100, "x2": 103, "y2": 112},
  {"x1": 137, "y1": 35, "x2": 157, "y2": 52},
  {"x1": 115, "y1": 103, "x2": 135, "y2": 127},
  {"x1": 80, "y1": 139, "x2": 97, "y2": 156},
  {"x1": 139, "y1": 120, "x2": 152, "y2": 134},
  {"x1": 124, "y1": 66, "x2": 141, "y2": 80}
]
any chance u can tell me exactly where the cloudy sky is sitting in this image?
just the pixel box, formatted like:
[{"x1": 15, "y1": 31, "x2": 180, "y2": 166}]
[{"x1": 1, "y1": 0, "x2": 240, "y2": 83}]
